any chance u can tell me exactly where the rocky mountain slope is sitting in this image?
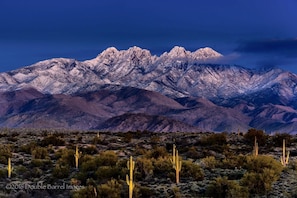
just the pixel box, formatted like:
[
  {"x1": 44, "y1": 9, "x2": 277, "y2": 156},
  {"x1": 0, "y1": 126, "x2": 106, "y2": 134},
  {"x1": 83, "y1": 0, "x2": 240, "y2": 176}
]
[{"x1": 0, "y1": 46, "x2": 297, "y2": 133}]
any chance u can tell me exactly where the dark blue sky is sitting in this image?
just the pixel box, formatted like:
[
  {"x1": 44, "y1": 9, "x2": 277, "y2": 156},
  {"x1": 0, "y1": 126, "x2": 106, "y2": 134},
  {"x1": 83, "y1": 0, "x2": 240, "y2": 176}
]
[{"x1": 1, "y1": 0, "x2": 297, "y2": 73}]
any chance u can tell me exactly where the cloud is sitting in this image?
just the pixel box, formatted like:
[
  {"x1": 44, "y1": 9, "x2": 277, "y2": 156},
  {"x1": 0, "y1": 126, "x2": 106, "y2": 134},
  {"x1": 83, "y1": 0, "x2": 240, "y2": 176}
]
[{"x1": 235, "y1": 38, "x2": 297, "y2": 58}]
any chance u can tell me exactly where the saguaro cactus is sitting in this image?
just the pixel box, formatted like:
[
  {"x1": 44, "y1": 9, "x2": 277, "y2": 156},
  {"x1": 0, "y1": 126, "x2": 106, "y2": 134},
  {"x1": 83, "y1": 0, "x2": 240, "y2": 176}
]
[
  {"x1": 74, "y1": 145, "x2": 81, "y2": 170},
  {"x1": 171, "y1": 144, "x2": 182, "y2": 184},
  {"x1": 7, "y1": 157, "x2": 13, "y2": 178},
  {"x1": 280, "y1": 139, "x2": 290, "y2": 166},
  {"x1": 253, "y1": 136, "x2": 259, "y2": 156},
  {"x1": 126, "y1": 156, "x2": 135, "y2": 198}
]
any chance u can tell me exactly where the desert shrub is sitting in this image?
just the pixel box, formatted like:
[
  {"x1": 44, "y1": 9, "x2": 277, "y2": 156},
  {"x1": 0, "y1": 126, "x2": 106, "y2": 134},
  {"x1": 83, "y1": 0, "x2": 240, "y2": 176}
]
[
  {"x1": 7, "y1": 136, "x2": 18, "y2": 142},
  {"x1": 206, "y1": 176, "x2": 249, "y2": 198},
  {"x1": 133, "y1": 185, "x2": 154, "y2": 198},
  {"x1": 55, "y1": 148, "x2": 75, "y2": 167},
  {"x1": 200, "y1": 133, "x2": 229, "y2": 153},
  {"x1": 94, "y1": 151, "x2": 118, "y2": 167},
  {"x1": 31, "y1": 167, "x2": 43, "y2": 178},
  {"x1": 122, "y1": 132, "x2": 134, "y2": 143},
  {"x1": 201, "y1": 156, "x2": 217, "y2": 169},
  {"x1": 240, "y1": 169, "x2": 278, "y2": 195},
  {"x1": 185, "y1": 146, "x2": 201, "y2": 159},
  {"x1": 201, "y1": 133, "x2": 227, "y2": 146},
  {"x1": 82, "y1": 145, "x2": 98, "y2": 155},
  {"x1": 220, "y1": 154, "x2": 247, "y2": 169},
  {"x1": 97, "y1": 179, "x2": 123, "y2": 198},
  {"x1": 19, "y1": 141, "x2": 38, "y2": 154},
  {"x1": 289, "y1": 159, "x2": 297, "y2": 170},
  {"x1": 181, "y1": 160, "x2": 204, "y2": 181},
  {"x1": 31, "y1": 146, "x2": 49, "y2": 159},
  {"x1": 136, "y1": 157, "x2": 154, "y2": 180},
  {"x1": 244, "y1": 128, "x2": 267, "y2": 145},
  {"x1": 150, "y1": 135, "x2": 161, "y2": 145},
  {"x1": 0, "y1": 168, "x2": 6, "y2": 179},
  {"x1": 30, "y1": 159, "x2": 52, "y2": 170},
  {"x1": 240, "y1": 155, "x2": 283, "y2": 195},
  {"x1": 152, "y1": 157, "x2": 173, "y2": 178},
  {"x1": 52, "y1": 163, "x2": 70, "y2": 179},
  {"x1": 134, "y1": 145, "x2": 150, "y2": 156},
  {"x1": 271, "y1": 133, "x2": 292, "y2": 147},
  {"x1": 39, "y1": 135, "x2": 65, "y2": 146},
  {"x1": 92, "y1": 136, "x2": 103, "y2": 145},
  {"x1": 244, "y1": 155, "x2": 283, "y2": 174},
  {"x1": 81, "y1": 156, "x2": 97, "y2": 172},
  {"x1": 171, "y1": 186, "x2": 182, "y2": 198},
  {"x1": 0, "y1": 144, "x2": 12, "y2": 164},
  {"x1": 145, "y1": 146, "x2": 168, "y2": 159},
  {"x1": 72, "y1": 185, "x2": 98, "y2": 198},
  {"x1": 95, "y1": 166, "x2": 122, "y2": 182}
]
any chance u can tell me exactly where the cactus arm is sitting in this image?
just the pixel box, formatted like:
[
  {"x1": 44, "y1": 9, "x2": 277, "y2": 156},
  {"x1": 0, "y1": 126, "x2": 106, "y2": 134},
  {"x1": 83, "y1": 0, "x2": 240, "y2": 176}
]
[
  {"x1": 281, "y1": 139, "x2": 289, "y2": 166},
  {"x1": 171, "y1": 147, "x2": 182, "y2": 184},
  {"x1": 74, "y1": 145, "x2": 81, "y2": 169},
  {"x1": 7, "y1": 157, "x2": 12, "y2": 178},
  {"x1": 253, "y1": 136, "x2": 258, "y2": 156},
  {"x1": 127, "y1": 156, "x2": 135, "y2": 198},
  {"x1": 286, "y1": 151, "x2": 290, "y2": 164}
]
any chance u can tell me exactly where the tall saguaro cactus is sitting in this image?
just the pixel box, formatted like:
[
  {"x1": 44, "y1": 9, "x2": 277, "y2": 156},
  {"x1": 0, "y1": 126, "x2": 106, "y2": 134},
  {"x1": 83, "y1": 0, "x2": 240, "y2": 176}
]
[
  {"x1": 74, "y1": 145, "x2": 81, "y2": 170},
  {"x1": 280, "y1": 139, "x2": 290, "y2": 166},
  {"x1": 253, "y1": 136, "x2": 259, "y2": 156},
  {"x1": 171, "y1": 144, "x2": 182, "y2": 184},
  {"x1": 7, "y1": 157, "x2": 13, "y2": 178},
  {"x1": 126, "y1": 156, "x2": 135, "y2": 198}
]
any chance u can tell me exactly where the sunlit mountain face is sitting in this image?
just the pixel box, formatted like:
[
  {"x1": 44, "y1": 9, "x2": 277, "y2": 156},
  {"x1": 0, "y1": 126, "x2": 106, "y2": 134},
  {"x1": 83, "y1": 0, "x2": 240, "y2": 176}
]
[{"x1": 1, "y1": 46, "x2": 297, "y2": 134}]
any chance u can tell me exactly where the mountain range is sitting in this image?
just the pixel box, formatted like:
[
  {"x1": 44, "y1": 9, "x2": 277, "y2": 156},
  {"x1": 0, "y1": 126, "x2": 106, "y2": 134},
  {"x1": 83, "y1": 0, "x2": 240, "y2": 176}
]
[{"x1": 1, "y1": 46, "x2": 297, "y2": 133}]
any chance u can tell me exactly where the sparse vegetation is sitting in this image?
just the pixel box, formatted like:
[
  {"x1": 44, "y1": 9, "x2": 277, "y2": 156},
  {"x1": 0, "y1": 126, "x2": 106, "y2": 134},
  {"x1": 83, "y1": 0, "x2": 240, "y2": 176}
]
[{"x1": 0, "y1": 128, "x2": 296, "y2": 197}]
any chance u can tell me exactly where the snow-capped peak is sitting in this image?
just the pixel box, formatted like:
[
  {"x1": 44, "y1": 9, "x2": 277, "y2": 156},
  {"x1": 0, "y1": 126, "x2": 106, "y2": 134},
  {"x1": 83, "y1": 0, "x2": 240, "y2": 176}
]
[
  {"x1": 166, "y1": 46, "x2": 191, "y2": 58},
  {"x1": 98, "y1": 47, "x2": 119, "y2": 58},
  {"x1": 193, "y1": 47, "x2": 223, "y2": 60}
]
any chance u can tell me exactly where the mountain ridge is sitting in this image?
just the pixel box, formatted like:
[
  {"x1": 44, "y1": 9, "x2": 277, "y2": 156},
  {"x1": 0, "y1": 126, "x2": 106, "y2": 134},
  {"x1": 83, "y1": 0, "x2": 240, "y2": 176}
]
[{"x1": 0, "y1": 46, "x2": 297, "y2": 133}]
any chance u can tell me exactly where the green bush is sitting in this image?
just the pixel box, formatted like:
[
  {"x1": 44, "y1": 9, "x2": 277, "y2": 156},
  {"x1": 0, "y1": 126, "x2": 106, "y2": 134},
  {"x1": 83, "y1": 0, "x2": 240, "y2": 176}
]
[
  {"x1": 72, "y1": 185, "x2": 98, "y2": 198},
  {"x1": 95, "y1": 166, "x2": 121, "y2": 182},
  {"x1": 30, "y1": 159, "x2": 52, "y2": 170},
  {"x1": 185, "y1": 146, "x2": 201, "y2": 159},
  {"x1": 134, "y1": 185, "x2": 154, "y2": 198},
  {"x1": 39, "y1": 135, "x2": 65, "y2": 146},
  {"x1": 0, "y1": 144, "x2": 12, "y2": 164},
  {"x1": 145, "y1": 146, "x2": 168, "y2": 159},
  {"x1": 244, "y1": 155, "x2": 283, "y2": 174},
  {"x1": 240, "y1": 155, "x2": 283, "y2": 195},
  {"x1": 152, "y1": 157, "x2": 173, "y2": 178},
  {"x1": 220, "y1": 154, "x2": 247, "y2": 169},
  {"x1": 55, "y1": 148, "x2": 75, "y2": 167},
  {"x1": 271, "y1": 133, "x2": 292, "y2": 147},
  {"x1": 0, "y1": 168, "x2": 6, "y2": 179},
  {"x1": 95, "y1": 151, "x2": 118, "y2": 166},
  {"x1": 244, "y1": 128, "x2": 267, "y2": 145},
  {"x1": 82, "y1": 145, "x2": 98, "y2": 155},
  {"x1": 19, "y1": 141, "x2": 38, "y2": 154},
  {"x1": 206, "y1": 176, "x2": 249, "y2": 198},
  {"x1": 201, "y1": 133, "x2": 227, "y2": 146},
  {"x1": 52, "y1": 163, "x2": 70, "y2": 179},
  {"x1": 201, "y1": 156, "x2": 217, "y2": 169},
  {"x1": 97, "y1": 179, "x2": 123, "y2": 198},
  {"x1": 181, "y1": 160, "x2": 204, "y2": 181},
  {"x1": 136, "y1": 157, "x2": 154, "y2": 180},
  {"x1": 32, "y1": 147, "x2": 49, "y2": 159}
]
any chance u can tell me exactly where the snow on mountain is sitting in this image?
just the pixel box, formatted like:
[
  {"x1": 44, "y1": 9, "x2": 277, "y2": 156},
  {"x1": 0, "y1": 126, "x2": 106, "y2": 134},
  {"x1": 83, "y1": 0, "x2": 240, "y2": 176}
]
[
  {"x1": 0, "y1": 46, "x2": 294, "y2": 102},
  {"x1": 1, "y1": 46, "x2": 297, "y2": 133},
  {"x1": 0, "y1": 46, "x2": 296, "y2": 102}
]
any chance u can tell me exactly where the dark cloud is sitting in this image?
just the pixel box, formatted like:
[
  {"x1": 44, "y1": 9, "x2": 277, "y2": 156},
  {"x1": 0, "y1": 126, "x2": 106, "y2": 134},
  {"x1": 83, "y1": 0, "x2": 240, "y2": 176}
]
[{"x1": 235, "y1": 39, "x2": 297, "y2": 58}]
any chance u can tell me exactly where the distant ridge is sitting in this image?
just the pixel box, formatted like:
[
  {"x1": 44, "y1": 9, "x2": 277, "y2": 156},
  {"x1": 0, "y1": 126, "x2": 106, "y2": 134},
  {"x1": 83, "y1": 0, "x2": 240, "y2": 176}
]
[{"x1": 0, "y1": 46, "x2": 297, "y2": 133}]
